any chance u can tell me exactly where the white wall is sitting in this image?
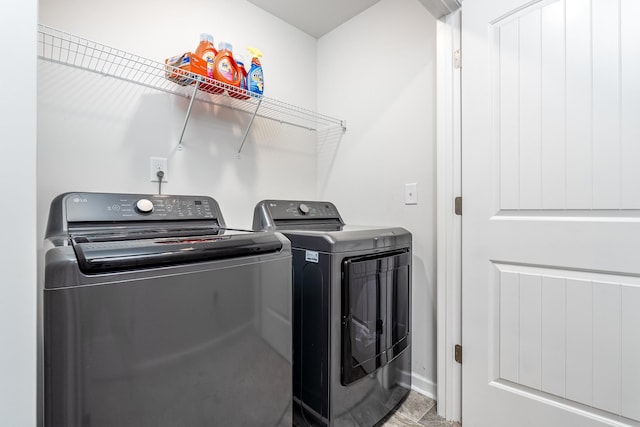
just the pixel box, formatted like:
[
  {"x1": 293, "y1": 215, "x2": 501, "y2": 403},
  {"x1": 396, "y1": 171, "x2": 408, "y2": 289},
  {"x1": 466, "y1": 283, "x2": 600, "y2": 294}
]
[
  {"x1": 38, "y1": 0, "x2": 320, "y2": 234},
  {"x1": 317, "y1": 0, "x2": 438, "y2": 396},
  {"x1": 318, "y1": 0, "x2": 436, "y2": 396},
  {"x1": 0, "y1": 0, "x2": 37, "y2": 424}
]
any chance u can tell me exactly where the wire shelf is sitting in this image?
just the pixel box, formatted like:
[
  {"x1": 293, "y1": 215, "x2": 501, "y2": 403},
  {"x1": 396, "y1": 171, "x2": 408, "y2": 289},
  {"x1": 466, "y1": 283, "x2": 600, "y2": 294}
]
[{"x1": 37, "y1": 24, "x2": 346, "y2": 151}]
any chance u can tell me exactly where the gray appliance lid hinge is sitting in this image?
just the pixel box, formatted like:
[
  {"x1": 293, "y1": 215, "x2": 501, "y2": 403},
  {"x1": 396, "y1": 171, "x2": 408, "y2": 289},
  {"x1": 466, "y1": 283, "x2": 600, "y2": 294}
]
[
  {"x1": 454, "y1": 197, "x2": 462, "y2": 215},
  {"x1": 454, "y1": 344, "x2": 462, "y2": 364},
  {"x1": 454, "y1": 49, "x2": 461, "y2": 69}
]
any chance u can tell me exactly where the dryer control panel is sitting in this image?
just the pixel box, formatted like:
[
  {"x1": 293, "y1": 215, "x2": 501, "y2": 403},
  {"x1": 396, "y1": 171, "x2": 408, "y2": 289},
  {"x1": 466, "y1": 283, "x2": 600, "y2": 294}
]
[
  {"x1": 260, "y1": 200, "x2": 341, "y2": 219},
  {"x1": 253, "y1": 200, "x2": 344, "y2": 231}
]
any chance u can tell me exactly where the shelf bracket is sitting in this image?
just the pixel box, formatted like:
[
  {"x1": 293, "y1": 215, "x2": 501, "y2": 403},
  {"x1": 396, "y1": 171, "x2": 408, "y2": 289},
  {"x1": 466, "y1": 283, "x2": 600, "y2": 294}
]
[
  {"x1": 177, "y1": 80, "x2": 200, "y2": 151},
  {"x1": 237, "y1": 97, "x2": 263, "y2": 158}
]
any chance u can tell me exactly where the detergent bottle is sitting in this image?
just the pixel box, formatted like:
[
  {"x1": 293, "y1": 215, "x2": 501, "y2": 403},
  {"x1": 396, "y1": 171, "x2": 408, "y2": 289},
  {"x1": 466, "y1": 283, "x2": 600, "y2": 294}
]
[
  {"x1": 194, "y1": 33, "x2": 217, "y2": 78},
  {"x1": 247, "y1": 47, "x2": 264, "y2": 96},
  {"x1": 229, "y1": 54, "x2": 250, "y2": 100},
  {"x1": 194, "y1": 33, "x2": 223, "y2": 94},
  {"x1": 213, "y1": 42, "x2": 242, "y2": 90}
]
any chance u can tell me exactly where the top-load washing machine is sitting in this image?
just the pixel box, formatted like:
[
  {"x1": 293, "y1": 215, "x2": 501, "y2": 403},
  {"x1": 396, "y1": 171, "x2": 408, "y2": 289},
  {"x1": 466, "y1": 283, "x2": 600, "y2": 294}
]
[
  {"x1": 42, "y1": 192, "x2": 292, "y2": 427},
  {"x1": 253, "y1": 200, "x2": 412, "y2": 427}
]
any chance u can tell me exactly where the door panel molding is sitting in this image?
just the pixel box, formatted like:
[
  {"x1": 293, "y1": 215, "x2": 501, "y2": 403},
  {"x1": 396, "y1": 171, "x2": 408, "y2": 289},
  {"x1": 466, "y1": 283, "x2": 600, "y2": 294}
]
[{"x1": 492, "y1": 262, "x2": 640, "y2": 422}]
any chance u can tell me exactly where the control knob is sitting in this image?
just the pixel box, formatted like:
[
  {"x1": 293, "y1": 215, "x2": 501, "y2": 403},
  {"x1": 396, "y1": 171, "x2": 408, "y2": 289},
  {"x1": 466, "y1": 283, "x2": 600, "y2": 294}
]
[
  {"x1": 298, "y1": 203, "x2": 310, "y2": 215},
  {"x1": 135, "y1": 199, "x2": 154, "y2": 214}
]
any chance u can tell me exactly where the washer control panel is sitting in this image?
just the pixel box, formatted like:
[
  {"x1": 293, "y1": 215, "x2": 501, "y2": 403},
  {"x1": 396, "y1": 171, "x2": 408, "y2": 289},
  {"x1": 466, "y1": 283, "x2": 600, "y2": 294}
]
[{"x1": 64, "y1": 193, "x2": 219, "y2": 222}]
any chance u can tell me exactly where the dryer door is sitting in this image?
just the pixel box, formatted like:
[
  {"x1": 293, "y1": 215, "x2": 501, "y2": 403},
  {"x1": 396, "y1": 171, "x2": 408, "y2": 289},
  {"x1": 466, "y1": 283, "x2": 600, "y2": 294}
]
[{"x1": 341, "y1": 249, "x2": 410, "y2": 385}]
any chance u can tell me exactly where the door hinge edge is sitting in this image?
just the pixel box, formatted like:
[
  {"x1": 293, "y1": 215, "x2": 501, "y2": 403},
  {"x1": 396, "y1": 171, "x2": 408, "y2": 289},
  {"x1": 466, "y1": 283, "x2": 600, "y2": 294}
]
[
  {"x1": 454, "y1": 344, "x2": 462, "y2": 364},
  {"x1": 454, "y1": 196, "x2": 462, "y2": 215},
  {"x1": 453, "y1": 49, "x2": 461, "y2": 69}
]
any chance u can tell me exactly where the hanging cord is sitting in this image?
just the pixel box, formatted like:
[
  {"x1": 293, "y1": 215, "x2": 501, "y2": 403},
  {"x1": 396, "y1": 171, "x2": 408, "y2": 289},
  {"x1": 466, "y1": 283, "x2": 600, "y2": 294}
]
[{"x1": 156, "y1": 170, "x2": 164, "y2": 195}]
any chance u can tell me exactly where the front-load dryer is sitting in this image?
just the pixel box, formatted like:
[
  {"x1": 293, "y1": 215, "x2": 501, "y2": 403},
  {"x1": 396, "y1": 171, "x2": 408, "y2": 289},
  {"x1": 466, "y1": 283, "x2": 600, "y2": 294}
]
[{"x1": 253, "y1": 200, "x2": 412, "y2": 427}]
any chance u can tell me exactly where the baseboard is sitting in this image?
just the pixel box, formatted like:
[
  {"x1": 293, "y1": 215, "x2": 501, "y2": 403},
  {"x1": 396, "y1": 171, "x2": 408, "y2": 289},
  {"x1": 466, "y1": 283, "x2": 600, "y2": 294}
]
[{"x1": 411, "y1": 372, "x2": 437, "y2": 400}]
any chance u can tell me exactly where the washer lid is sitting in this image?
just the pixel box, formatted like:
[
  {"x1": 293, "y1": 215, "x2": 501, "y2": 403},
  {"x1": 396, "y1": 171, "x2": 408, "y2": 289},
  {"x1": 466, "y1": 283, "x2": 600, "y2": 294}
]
[{"x1": 71, "y1": 230, "x2": 283, "y2": 274}]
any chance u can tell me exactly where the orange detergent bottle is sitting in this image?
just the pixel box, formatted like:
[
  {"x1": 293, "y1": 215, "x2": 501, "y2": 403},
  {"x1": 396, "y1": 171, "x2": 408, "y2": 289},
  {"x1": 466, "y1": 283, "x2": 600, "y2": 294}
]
[
  {"x1": 213, "y1": 42, "x2": 242, "y2": 91},
  {"x1": 194, "y1": 33, "x2": 223, "y2": 93}
]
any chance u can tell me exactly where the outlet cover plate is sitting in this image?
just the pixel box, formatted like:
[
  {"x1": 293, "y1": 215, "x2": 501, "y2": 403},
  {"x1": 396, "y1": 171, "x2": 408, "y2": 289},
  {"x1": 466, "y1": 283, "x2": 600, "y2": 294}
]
[
  {"x1": 150, "y1": 157, "x2": 168, "y2": 182},
  {"x1": 405, "y1": 183, "x2": 418, "y2": 205}
]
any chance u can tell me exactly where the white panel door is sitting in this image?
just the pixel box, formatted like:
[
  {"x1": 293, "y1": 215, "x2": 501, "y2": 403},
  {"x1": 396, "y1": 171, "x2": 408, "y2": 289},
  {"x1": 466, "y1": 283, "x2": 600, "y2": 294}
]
[{"x1": 462, "y1": 0, "x2": 640, "y2": 426}]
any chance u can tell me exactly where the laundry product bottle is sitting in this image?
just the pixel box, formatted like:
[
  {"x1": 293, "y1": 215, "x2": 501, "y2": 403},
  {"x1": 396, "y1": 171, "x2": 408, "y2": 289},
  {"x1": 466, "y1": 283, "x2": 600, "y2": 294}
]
[
  {"x1": 194, "y1": 33, "x2": 217, "y2": 78},
  {"x1": 194, "y1": 33, "x2": 223, "y2": 93},
  {"x1": 230, "y1": 54, "x2": 250, "y2": 100},
  {"x1": 247, "y1": 47, "x2": 264, "y2": 96},
  {"x1": 213, "y1": 42, "x2": 241, "y2": 90}
]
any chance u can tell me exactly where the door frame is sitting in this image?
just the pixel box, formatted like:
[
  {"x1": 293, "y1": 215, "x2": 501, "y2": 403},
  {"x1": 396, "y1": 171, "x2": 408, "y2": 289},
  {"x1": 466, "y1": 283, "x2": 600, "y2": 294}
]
[{"x1": 435, "y1": 8, "x2": 462, "y2": 423}]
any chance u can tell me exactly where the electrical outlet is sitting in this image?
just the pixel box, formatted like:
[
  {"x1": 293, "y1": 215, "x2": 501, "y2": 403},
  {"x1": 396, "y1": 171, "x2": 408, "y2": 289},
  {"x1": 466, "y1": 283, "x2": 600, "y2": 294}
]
[
  {"x1": 405, "y1": 183, "x2": 418, "y2": 205},
  {"x1": 150, "y1": 157, "x2": 168, "y2": 182}
]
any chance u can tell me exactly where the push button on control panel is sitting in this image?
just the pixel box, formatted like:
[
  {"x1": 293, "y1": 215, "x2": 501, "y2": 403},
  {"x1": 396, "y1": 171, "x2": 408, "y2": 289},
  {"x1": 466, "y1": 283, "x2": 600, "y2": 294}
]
[
  {"x1": 135, "y1": 199, "x2": 154, "y2": 214},
  {"x1": 298, "y1": 203, "x2": 310, "y2": 215}
]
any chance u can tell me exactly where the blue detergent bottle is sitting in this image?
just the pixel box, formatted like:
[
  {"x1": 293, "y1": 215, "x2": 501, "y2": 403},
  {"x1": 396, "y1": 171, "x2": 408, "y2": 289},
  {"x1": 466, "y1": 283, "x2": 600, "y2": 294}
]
[{"x1": 247, "y1": 47, "x2": 264, "y2": 96}]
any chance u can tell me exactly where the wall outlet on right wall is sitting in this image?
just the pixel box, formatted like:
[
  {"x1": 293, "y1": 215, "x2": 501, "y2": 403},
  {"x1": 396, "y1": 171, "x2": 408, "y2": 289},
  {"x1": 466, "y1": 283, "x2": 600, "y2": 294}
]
[{"x1": 405, "y1": 183, "x2": 418, "y2": 205}]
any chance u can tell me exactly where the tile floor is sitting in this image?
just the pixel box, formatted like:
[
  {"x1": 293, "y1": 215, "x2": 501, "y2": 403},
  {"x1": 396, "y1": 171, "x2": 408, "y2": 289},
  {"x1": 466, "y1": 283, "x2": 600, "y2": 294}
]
[{"x1": 377, "y1": 392, "x2": 461, "y2": 427}]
